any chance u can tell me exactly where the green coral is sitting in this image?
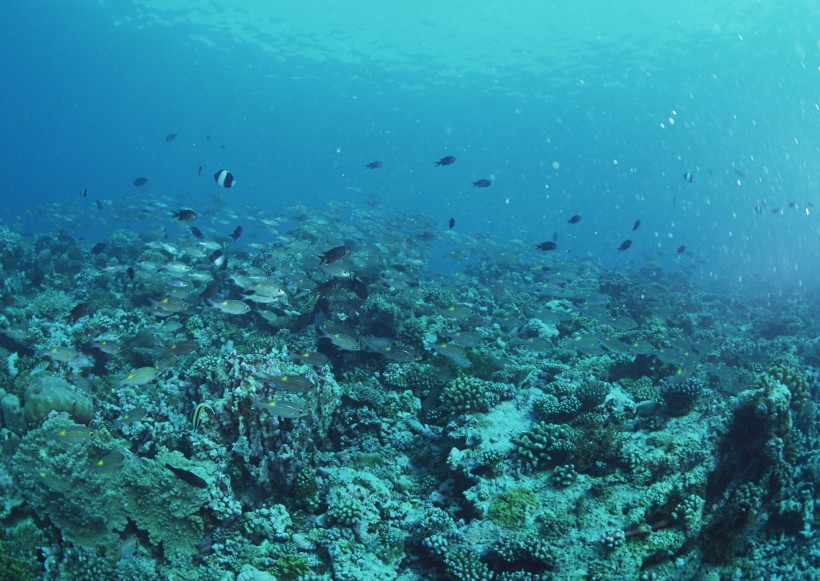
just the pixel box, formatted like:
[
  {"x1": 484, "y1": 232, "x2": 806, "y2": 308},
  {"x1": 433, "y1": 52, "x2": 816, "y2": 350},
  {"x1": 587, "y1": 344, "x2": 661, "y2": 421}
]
[
  {"x1": 269, "y1": 554, "x2": 311, "y2": 580},
  {"x1": 762, "y1": 365, "x2": 809, "y2": 410},
  {"x1": 488, "y1": 488, "x2": 540, "y2": 529}
]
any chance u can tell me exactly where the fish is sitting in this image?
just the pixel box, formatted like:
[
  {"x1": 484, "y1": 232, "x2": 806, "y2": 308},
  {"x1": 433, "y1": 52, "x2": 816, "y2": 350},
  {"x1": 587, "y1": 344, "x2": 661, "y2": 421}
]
[
  {"x1": 682, "y1": 172, "x2": 694, "y2": 183},
  {"x1": 115, "y1": 367, "x2": 159, "y2": 387},
  {"x1": 617, "y1": 239, "x2": 633, "y2": 252},
  {"x1": 41, "y1": 346, "x2": 78, "y2": 363},
  {"x1": 191, "y1": 226, "x2": 204, "y2": 239},
  {"x1": 164, "y1": 340, "x2": 198, "y2": 355},
  {"x1": 214, "y1": 169, "x2": 234, "y2": 188},
  {"x1": 165, "y1": 464, "x2": 208, "y2": 488},
  {"x1": 290, "y1": 351, "x2": 330, "y2": 366},
  {"x1": 209, "y1": 249, "x2": 226, "y2": 268},
  {"x1": 172, "y1": 209, "x2": 197, "y2": 221},
  {"x1": 229, "y1": 226, "x2": 242, "y2": 241},
  {"x1": 209, "y1": 299, "x2": 251, "y2": 315},
  {"x1": 319, "y1": 245, "x2": 352, "y2": 264},
  {"x1": 126, "y1": 267, "x2": 135, "y2": 281},
  {"x1": 322, "y1": 331, "x2": 362, "y2": 351},
  {"x1": 33, "y1": 468, "x2": 69, "y2": 493},
  {"x1": 435, "y1": 156, "x2": 456, "y2": 166},
  {"x1": 49, "y1": 424, "x2": 94, "y2": 444},
  {"x1": 319, "y1": 262, "x2": 353, "y2": 279},
  {"x1": 113, "y1": 407, "x2": 147, "y2": 428},
  {"x1": 92, "y1": 339, "x2": 121, "y2": 355},
  {"x1": 117, "y1": 535, "x2": 139, "y2": 560},
  {"x1": 198, "y1": 164, "x2": 203, "y2": 175},
  {"x1": 91, "y1": 242, "x2": 107, "y2": 255},
  {"x1": 66, "y1": 303, "x2": 91, "y2": 322},
  {"x1": 374, "y1": 344, "x2": 421, "y2": 363},
  {"x1": 632, "y1": 219, "x2": 641, "y2": 231},
  {"x1": 251, "y1": 397, "x2": 309, "y2": 419},
  {"x1": 535, "y1": 241, "x2": 557, "y2": 251},
  {"x1": 365, "y1": 161, "x2": 382, "y2": 169},
  {"x1": 152, "y1": 296, "x2": 187, "y2": 314},
  {"x1": 676, "y1": 245, "x2": 686, "y2": 254},
  {"x1": 473, "y1": 179, "x2": 492, "y2": 188},
  {"x1": 80, "y1": 187, "x2": 88, "y2": 198},
  {"x1": 91, "y1": 450, "x2": 125, "y2": 473},
  {"x1": 165, "y1": 133, "x2": 178, "y2": 142},
  {"x1": 28, "y1": 361, "x2": 49, "y2": 376},
  {"x1": 313, "y1": 279, "x2": 343, "y2": 297},
  {"x1": 567, "y1": 214, "x2": 582, "y2": 224},
  {"x1": 448, "y1": 217, "x2": 455, "y2": 230},
  {"x1": 133, "y1": 177, "x2": 149, "y2": 187},
  {"x1": 192, "y1": 402, "x2": 214, "y2": 433},
  {"x1": 268, "y1": 374, "x2": 316, "y2": 393},
  {"x1": 431, "y1": 342, "x2": 471, "y2": 368}
]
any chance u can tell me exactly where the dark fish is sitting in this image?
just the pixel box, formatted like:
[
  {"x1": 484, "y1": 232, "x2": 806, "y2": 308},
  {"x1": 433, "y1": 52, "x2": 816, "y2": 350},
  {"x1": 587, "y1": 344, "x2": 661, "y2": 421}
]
[
  {"x1": 199, "y1": 282, "x2": 220, "y2": 302},
  {"x1": 66, "y1": 302, "x2": 91, "y2": 322},
  {"x1": 191, "y1": 226, "x2": 204, "y2": 239},
  {"x1": 788, "y1": 201, "x2": 798, "y2": 209},
  {"x1": 319, "y1": 245, "x2": 352, "y2": 265},
  {"x1": 682, "y1": 172, "x2": 694, "y2": 183},
  {"x1": 771, "y1": 208, "x2": 783, "y2": 215},
  {"x1": 473, "y1": 179, "x2": 491, "y2": 188},
  {"x1": 91, "y1": 242, "x2": 107, "y2": 255},
  {"x1": 734, "y1": 169, "x2": 745, "y2": 177},
  {"x1": 172, "y1": 209, "x2": 197, "y2": 221},
  {"x1": 165, "y1": 463, "x2": 208, "y2": 488},
  {"x1": 365, "y1": 161, "x2": 382, "y2": 169},
  {"x1": 676, "y1": 245, "x2": 686, "y2": 254},
  {"x1": 209, "y1": 250, "x2": 226, "y2": 268},
  {"x1": 313, "y1": 279, "x2": 343, "y2": 297},
  {"x1": 617, "y1": 239, "x2": 632, "y2": 252},
  {"x1": 214, "y1": 169, "x2": 234, "y2": 188},
  {"x1": 229, "y1": 226, "x2": 242, "y2": 241},
  {"x1": 165, "y1": 133, "x2": 178, "y2": 142},
  {"x1": 133, "y1": 177, "x2": 149, "y2": 187},
  {"x1": 344, "y1": 277, "x2": 369, "y2": 300},
  {"x1": 435, "y1": 156, "x2": 456, "y2": 166},
  {"x1": 567, "y1": 214, "x2": 582, "y2": 224},
  {"x1": 80, "y1": 187, "x2": 88, "y2": 198},
  {"x1": 205, "y1": 134, "x2": 211, "y2": 141},
  {"x1": 126, "y1": 267, "x2": 135, "y2": 280},
  {"x1": 632, "y1": 219, "x2": 641, "y2": 231},
  {"x1": 198, "y1": 165, "x2": 203, "y2": 175},
  {"x1": 535, "y1": 241, "x2": 557, "y2": 251},
  {"x1": 448, "y1": 217, "x2": 455, "y2": 230},
  {"x1": 95, "y1": 200, "x2": 103, "y2": 210}
]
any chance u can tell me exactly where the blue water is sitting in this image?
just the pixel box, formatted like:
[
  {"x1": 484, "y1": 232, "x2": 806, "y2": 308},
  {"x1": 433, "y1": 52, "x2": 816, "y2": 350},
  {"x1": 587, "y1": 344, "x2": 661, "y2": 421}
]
[{"x1": 1, "y1": 1, "x2": 819, "y2": 288}]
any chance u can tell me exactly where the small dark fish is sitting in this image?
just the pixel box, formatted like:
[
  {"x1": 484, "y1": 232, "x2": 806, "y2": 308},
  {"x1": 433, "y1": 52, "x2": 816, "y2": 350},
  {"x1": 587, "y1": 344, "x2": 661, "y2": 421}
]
[
  {"x1": 617, "y1": 239, "x2": 633, "y2": 252},
  {"x1": 66, "y1": 303, "x2": 91, "y2": 322},
  {"x1": 91, "y1": 242, "x2": 107, "y2": 255},
  {"x1": 172, "y1": 209, "x2": 197, "y2": 221},
  {"x1": 435, "y1": 156, "x2": 456, "y2": 166},
  {"x1": 229, "y1": 226, "x2": 242, "y2": 241},
  {"x1": 552, "y1": 231, "x2": 558, "y2": 242},
  {"x1": 313, "y1": 278, "x2": 343, "y2": 297},
  {"x1": 126, "y1": 267, "x2": 135, "y2": 280},
  {"x1": 209, "y1": 249, "x2": 226, "y2": 268},
  {"x1": 771, "y1": 208, "x2": 783, "y2": 215},
  {"x1": 191, "y1": 226, "x2": 204, "y2": 239},
  {"x1": 536, "y1": 241, "x2": 557, "y2": 251},
  {"x1": 788, "y1": 201, "x2": 798, "y2": 209},
  {"x1": 165, "y1": 133, "x2": 178, "y2": 142},
  {"x1": 214, "y1": 169, "x2": 234, "y2": 188},
  {"x1": 344, "y1": 277, "x2": 369, "y2": 300},
  {"x1": 734, "y1": 169, "x2": 745, "y2": 177},
  {"x1": 632, "y1": 219, "x2": 641, "y2": 231},
  {"x1": 205, "y1": 134, "x2": 211, "y2": 141},
  {"x1": 682, "y1": 172, "x2": 694, "y2": 183},
  {"x1": 567, "y1": 214, "x2": 582, "y2": 224},
  {"x1": 165, "y1": 463, "x2": 208, "y2": 488},
  {"x1": 754, "y1": 203, "x2": 764, "y2": 214},
  {"x1": 319, "y1": 245, "x2": 352, "y2": 265},
  {"x1": 448, "y1": 217, "x2": 455, "y2": 230},
  {"x1": 473, "y1": 179, "x2": 492, "y2": 188},
  {"x1": 676, "y1": 245, "x2": 686, "y2": 254},
  {"x1": 365, "y1": 161, "x2": 382, "y2": 169},
  {"x1": 199, "y1": 282, "x2": 220, "y2": 302},
  {"x1": 198, "y1": 165, "x2": 203, "y2": 175},
  {"x1": 80, "y1": 187, "x2": 88, "y2": 198},
  {"x1": 133, "y1": 177, "x2": 149, "y2": 187},
  {"x1": 94, "y1": 199, "x2": 103, "y2": 210}
]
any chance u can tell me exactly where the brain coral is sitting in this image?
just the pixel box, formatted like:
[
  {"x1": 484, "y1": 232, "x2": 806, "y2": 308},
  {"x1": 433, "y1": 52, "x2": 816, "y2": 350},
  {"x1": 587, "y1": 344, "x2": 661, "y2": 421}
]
[{"x1": 23, "y1": 375, "x2": 93, "y2": 424}]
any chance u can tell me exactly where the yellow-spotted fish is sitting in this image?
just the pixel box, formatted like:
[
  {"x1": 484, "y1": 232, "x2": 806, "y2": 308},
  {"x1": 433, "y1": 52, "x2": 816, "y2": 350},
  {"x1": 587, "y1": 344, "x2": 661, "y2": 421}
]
[{"x1": 115, "y1": 367, "x2": 158, "y2": 387}]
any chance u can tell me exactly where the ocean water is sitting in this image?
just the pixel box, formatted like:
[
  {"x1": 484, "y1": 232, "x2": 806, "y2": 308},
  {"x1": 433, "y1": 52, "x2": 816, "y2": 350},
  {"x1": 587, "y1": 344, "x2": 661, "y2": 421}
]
[{"x1": 0, "y1": 2, "x2": 819, "y2": 580}]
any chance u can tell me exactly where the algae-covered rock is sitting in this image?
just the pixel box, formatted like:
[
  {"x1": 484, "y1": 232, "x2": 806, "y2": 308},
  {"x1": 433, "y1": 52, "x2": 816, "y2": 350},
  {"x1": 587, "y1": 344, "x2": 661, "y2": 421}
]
[
  {"x1": 1, "y1": 390, "x2": 25, "y2": 434},
  {"x1": 23, "y1": 375, "x2": 93, "y2": 424}
]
